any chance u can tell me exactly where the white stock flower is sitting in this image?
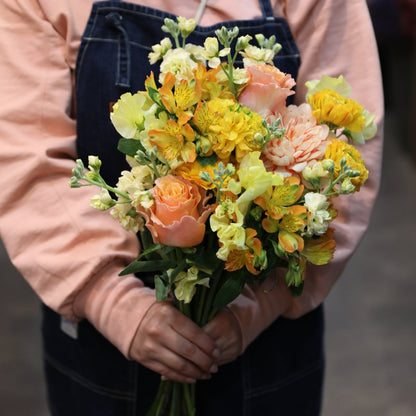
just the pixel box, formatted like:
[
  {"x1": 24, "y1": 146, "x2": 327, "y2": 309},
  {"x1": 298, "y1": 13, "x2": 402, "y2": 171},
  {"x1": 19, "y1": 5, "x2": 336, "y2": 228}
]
[
  {"x1": 110, "y1": 203, "x2": 144, "y2": 233},
  {"x1": 177, "y1": 17, "x2": 197, "y2": 35},
  {"x1": 116, "y1": 166, "x2": 154, "y2": 202},
  {"x1": 302, "y1": 192, "x2": 331, "y2": 237},
  {"x1": 184, "y1": 43, "x2": 206, "y2": 65},
  {"x1": 159, "y1": 48, "x2": 199, "y2": 83},
  {"x1": 148, "y1": 37, "x2": 173, "y2": 64},
  {"x1": 302, "y1": 162, "x2": 328, "y2": 182},
  {"x1": 241, "y1": 46, "x2": 274, "y2": 66},
  {"x1": 90, "y1": 189, "x2": 114, "y2": 211}
]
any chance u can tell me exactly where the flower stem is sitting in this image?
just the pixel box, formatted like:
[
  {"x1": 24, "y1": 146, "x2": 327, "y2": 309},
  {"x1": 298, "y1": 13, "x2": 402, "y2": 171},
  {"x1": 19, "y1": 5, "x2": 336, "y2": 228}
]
[
  {"x1": 200, "y1": 266, "x2": 223, "y2": 326},
  {"x1": 183, "y1": 384, "x2": 196, "y2": 416}
]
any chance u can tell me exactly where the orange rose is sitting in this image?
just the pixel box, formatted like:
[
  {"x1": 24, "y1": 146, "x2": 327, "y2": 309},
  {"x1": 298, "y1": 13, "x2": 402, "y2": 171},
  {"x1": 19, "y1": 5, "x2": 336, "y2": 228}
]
[{"x1": 143, "y1": 175, "x2": 213, "y2": 247}]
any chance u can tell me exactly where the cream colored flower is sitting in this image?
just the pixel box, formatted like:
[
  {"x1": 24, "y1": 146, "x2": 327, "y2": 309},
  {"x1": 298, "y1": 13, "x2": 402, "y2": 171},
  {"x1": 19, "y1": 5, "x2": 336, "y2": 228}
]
[
  {"x1": 184, "y1": 43, "x2": 206, "y2": 65},
  {"x1": 110, "y1": 202, "x2": 144, "y2": 233},
  {"x1": 241, "y1": 45, "x2": 274, "y2": 66},
  {"x1": 203, "y1": 37, "x2": 230, "y2": 68},
  {"x1": 159, "y1": 48, "x2": 199, "y2": 83},
  {"x1": 90, "y1": 189, "x2": 114, "y2": 211},
  {"x1": 148, "y1": 37, "x2": 172, "y2": 64},
  {"x1": 177, "y1": 17, "x2": 197, "y2": 36},
  {"x1": 227, "y1": 151, "x2": 282, "y2": 214},
  {"x1": 116, "y1": 166, "x2": 154, "y2": 207},
  {"x1": 302, "y1": 192, "x2": 331, "y2": 237},
  {"x1": 110, "y1": 92, "x2": 152, "y2": 138},
  {"x1": 173, "y1": 266, "x2": 210, "y2": 304}
]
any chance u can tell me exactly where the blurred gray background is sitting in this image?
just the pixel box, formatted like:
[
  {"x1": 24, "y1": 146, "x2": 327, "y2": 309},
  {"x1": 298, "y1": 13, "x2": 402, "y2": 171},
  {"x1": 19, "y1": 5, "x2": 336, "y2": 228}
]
[{"x1": 1, "y1": 0, "x2": 415, "y2": 414}]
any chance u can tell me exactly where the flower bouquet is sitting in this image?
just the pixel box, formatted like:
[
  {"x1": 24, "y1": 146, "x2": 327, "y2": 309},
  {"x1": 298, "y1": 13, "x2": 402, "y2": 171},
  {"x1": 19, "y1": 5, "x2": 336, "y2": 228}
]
[{"x1": 70, "y1": 17, "x2": 376, "y2": 416}]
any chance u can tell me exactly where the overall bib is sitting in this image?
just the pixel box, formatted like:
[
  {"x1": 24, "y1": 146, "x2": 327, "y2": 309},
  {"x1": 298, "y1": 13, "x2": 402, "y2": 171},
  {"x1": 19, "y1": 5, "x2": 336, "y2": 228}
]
[{"x1": 42, "y1": 1, "x2": 324, "y2": 415}]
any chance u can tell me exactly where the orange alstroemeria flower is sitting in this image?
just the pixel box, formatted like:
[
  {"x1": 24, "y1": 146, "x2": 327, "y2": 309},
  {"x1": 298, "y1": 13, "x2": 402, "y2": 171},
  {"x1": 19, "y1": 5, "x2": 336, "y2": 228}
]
[
  {"x1": 225, "y1": 228, "x2": 262, "y2": 275},
  {"x1": 149, "y1": 118, "x2": 196, "y2": 163},
  {"x1": 278, "y1": 229, "x2": 304, "y2": 253},
  {"x1": 301, "y1": 228, "x2": 336, "y2": 265}
]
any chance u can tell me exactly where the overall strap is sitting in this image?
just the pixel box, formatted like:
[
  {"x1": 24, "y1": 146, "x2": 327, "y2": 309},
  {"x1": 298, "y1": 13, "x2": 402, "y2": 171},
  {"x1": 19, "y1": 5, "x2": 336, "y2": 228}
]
[{"x1": 258, "y1": 0, "x2": 275, "y2": 19}]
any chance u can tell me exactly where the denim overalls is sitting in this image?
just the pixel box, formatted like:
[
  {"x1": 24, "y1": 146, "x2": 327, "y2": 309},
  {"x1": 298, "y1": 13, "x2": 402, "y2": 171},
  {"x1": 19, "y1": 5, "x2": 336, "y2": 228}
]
[{"x1": 42, "y1": 1, "x2": 325, "y2": 415}]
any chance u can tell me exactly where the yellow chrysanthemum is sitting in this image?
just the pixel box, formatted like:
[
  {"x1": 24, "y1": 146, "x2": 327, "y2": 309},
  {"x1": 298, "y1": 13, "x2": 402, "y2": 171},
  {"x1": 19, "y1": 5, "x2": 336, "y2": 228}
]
[
  {"x1": 174, "y1": 161, "x2": 217, "y2": 190},
  {"x1": 308, "y1": 89, "x2": 365, "y2": 132},
  {"x1": 193, "y1": 98, "x2": 267, "y2": 162},
  {"x1": 325, "y1": 139, "x2": 368, "y2": 190}
]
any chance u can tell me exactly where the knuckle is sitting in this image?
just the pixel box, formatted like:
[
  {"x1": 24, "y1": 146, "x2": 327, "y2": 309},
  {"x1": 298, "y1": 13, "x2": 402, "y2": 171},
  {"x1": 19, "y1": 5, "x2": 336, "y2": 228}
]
[
  {"x1": 177, "y1": 360, "x2": 190, "y2": 373},
  {"x1": 182, "y1": 343, "x2": 197, "y2": 358}
]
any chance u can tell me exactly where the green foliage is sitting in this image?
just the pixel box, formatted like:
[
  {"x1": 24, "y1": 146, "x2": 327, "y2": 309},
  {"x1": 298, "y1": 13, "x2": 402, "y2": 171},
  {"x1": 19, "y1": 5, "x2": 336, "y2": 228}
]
[{"x1": 117, "y1": 138, "x2": 146, "y2": 157}]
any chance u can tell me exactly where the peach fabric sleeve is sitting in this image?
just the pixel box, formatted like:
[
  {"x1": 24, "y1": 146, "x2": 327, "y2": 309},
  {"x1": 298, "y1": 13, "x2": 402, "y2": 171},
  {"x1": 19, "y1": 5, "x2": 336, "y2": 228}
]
[
  {"x1": 0, "y1": 0, "x2": 157, "y2": 357},
  {"x1": 228, "y1": 0, "x2": 384, "y2": 351}
]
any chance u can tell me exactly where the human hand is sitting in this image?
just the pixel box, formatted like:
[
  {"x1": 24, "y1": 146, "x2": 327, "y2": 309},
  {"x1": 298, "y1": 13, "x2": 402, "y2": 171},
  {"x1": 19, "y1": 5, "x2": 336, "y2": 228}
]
[
  {"x1": 203, "y1": 308, "x2": 243, "y2": 367},
  {"x1": 130, "y1": 301, "x2": 219, "y2": 384}
]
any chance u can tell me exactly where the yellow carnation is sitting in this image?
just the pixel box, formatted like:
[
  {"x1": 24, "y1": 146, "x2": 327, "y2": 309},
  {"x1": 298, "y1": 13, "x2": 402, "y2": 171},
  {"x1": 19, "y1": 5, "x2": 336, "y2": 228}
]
[
  {"x1": 197, "y1": 98, "x2": 266, "y2": 162},
  {"x1": 325, "y1": 139, "x2": 368, "y2": 190},
  {"x1": 308, "y1": 89, "x2": 365, "y2": 132}
]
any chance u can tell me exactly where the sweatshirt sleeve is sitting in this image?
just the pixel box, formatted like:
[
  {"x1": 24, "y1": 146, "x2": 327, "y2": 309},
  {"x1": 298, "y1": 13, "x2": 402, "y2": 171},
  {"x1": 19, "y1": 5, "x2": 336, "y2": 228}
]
[
  {"x1": 0, "y1": 0, "x2": 155, "y2": 357},
  {"x1": 228, "y1": 0, "x2": 384, "y2": 350}
]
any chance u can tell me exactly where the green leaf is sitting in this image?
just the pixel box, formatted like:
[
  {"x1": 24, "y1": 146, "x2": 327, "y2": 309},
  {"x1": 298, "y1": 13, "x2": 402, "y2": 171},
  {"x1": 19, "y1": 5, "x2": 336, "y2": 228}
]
[
  {"x1": 119, "y1": 259, "x2": 176, "y2": 276},
  {"x1": 155, "y1": 274, "x2": 169, "y2": 301},
  {"x1": 289, "y1": 282, "x2": 304, "y2": 297},
  {"x1": 186, "y1": 247, "x2": 223, "y2": 274},
  {"x1": 213, "y1": 273, "x2": 245, "y2": 309},
  {"x1": 117, "y1": 138, "x2": 146, "y2": 157},
  {"x1": 147, "y1": 86, "x2": 161, "y2": 105},
  {"x1": 137, "y1": 243, "x2": 166, "y2": 260},
  {"x1": 197, "y1": 154, "x2": 217, "y2": 167}
]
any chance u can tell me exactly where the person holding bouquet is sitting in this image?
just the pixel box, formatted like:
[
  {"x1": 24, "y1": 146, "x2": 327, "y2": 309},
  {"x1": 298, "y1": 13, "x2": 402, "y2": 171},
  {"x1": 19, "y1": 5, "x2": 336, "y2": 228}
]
[{"x1": 0, "y1": 0, "x2": 383, "y2": 415}]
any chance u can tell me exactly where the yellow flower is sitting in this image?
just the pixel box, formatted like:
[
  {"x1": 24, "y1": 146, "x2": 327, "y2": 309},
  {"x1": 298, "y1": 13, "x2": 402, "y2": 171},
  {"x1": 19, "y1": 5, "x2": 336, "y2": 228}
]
[
  {"x1": 110, "y1": 202, "x2": 144, "y2": 233},
  {"x1": 227, "y1": 151, "x2": 283, "y2": 214},
  {"x1": 301, "y1": 228, "x2": 336, "y2": 265},
  {"x1": 257, "y1": 176, "x2": 304, "y2": 221},
  {"x1": 110, "y1": 92, "x2": 154, "y2": 138},
  {"x1": 193, "y1": 98, "x2": 267, "y2": 162},
  {"x1": 278, "y1": 229, "x2": 304, "y2": 253},
  {"x1": 90, "y1": 189, "x2": 114, "y2": 211},
  {"x1": 306, "y1": 75, "x2": 351, "y2": 98},
  {"x1": 149, "y1": 118, "x2": 196, "y2": 163},
  {"x1": 325, "y1": 139, "x2": 368, "y2": 190},
  {"x1": 210, "y1": 200, "x2": 247, "y2": 261},
  {"x1": 308, "y1": 89, "x2": 365, "y2": 132},
  {"x1": 177, "y1": 17, "x2": 197, "y2": 36},
  {"x1": 158, "y1": 73, "x2": 200, "y2": 124},
  {"x1": 174, "y1": 160, "x2": 231, "y2": 190},
  {"x1": 148, "y1": 37, "x2": 172, "y2": 64},
  {"x1": 173, "y1": 266, "x2": 210, "y2": 304}
]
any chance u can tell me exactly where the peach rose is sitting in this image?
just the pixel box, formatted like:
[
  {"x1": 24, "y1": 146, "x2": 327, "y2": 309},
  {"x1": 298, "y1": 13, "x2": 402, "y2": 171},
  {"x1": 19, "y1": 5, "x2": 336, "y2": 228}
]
[
  {"x1": 142, "y1": 175, "x2": 213, "y2": 247},
  {"x1": 238, "y1": 64, "x2": 296, "y2": 118}
]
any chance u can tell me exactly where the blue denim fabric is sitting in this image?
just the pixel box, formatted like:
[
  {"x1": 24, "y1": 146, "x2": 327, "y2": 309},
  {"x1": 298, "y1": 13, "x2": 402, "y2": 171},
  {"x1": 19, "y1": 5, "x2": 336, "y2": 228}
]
[{"x1": 42, "y1": 1, "x2": 324, "y2": 414}]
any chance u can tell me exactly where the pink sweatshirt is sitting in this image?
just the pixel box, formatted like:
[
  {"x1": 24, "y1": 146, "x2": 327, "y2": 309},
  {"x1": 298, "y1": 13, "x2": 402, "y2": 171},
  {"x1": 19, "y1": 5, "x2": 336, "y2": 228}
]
[{"x1": 0, "y1": 0, "x2": 383, "y2": 357}]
